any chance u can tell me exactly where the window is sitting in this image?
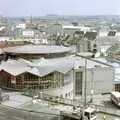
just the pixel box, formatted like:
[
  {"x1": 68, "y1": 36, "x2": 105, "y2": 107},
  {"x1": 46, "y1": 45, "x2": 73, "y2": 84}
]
[
  {"x1": 115, "y1": 84, "x2": 120, "y2": 92},
  {"x1": 75, "y1": 72, "x2": 83, "y2": 96}
]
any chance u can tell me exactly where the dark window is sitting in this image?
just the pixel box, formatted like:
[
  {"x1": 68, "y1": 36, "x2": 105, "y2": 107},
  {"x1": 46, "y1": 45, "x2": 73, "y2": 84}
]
[{"x1": 75, "y1": 72, "x2": 83, "y2": 96}]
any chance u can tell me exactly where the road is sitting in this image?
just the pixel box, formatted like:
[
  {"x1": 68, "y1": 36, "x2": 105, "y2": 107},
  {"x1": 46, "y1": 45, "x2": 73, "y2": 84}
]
[
  {"x1": 0, "y1": 104, "x2": 120, "y2": 120},
  {"x1": 0, "y1": 105, "x2": 59, "y2": 120},
  {"x1": 99, "y1": 100, "x2": 120, "y2": 115},
  {"x1": 97, "y1": 113, "x2": 120, "y2": 120}
]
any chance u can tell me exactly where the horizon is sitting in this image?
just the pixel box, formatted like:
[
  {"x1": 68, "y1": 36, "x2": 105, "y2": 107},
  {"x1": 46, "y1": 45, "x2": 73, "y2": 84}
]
[
  {"x1": 2, "y1": 14, "x2": 120, "y2": 18},
  {"x1": 0, "y1": 0, "x2": 120, "y2": 17}
]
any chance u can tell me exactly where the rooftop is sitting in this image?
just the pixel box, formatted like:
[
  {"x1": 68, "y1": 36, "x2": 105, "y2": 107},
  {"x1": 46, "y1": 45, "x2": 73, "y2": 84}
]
[
  {"x1": 0, "y1": 56, "x2": 109, "y2": 77},
  {"x1": 3, "y1": 45, "x2": 72, "y2": 54},
  {"x1": 63, "y1": 26, "x2": 90, "y2": 31}
]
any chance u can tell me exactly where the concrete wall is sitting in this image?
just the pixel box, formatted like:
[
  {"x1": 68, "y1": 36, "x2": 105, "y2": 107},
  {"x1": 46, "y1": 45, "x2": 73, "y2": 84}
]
[
  {"x1": 64, "y1": 70, "x2": 73, "y2": 84},
  {"x1": 86, "y1": 67, "x2": 114, "y2": 95},
  {"x1": 73, "y1": 66, "x2": 114, "y2": 102}
]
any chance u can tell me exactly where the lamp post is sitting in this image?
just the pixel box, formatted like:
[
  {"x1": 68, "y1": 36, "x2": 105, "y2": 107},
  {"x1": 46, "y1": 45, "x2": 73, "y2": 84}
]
[
  {"x1": 90, "y1": 90, "x2": 94, "y2": 103},
  {"x1": 90, "y1": 69, "x2": 94, "y2": 103}
]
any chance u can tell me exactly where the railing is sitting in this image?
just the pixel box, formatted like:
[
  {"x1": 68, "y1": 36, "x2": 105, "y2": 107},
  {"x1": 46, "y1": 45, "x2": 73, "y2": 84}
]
[{"x1": 37, "y1": 92, "x2": 83, "y2": 106}]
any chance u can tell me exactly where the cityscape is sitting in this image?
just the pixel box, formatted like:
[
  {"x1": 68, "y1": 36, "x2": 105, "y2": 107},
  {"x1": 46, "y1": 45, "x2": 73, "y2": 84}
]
[{"x1": 0, "y1": 0, "x2": 120, "y2": 120}]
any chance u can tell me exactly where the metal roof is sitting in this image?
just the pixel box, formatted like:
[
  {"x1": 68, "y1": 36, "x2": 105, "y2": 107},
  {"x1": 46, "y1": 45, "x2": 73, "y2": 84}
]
[
  {"x1": 0, "y1": 58, "x2": 73, "y2": 77},
  {"x1": 0, "y1": 60, "x2": 27, "y2": 76},
  {"x1": 0, "y1": 56, "x2": 109, "y2": 77},
  {"x1": 3, "y1": 45, "x2": 72, "y2": 54}
]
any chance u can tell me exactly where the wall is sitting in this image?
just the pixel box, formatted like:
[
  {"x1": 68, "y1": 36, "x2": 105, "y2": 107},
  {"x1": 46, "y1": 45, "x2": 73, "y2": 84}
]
[
  {"x1": 73, "y1": 66, "x2": 114, "y2": 102},
  {"x1": 64, "y1": 70, "x2": 73, "y2": 85},
  {"x1": 86, "y1": 67, "x2": 114, "y2": 95}
]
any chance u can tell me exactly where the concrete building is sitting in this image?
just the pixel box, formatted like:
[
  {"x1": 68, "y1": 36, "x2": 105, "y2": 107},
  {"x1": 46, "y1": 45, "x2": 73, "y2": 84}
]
[
  {"x1": 3, "y1": 45, "x2": 72, "y2": 59},
  {"x1": 0, "y1": 45, "x2": 114, "y2": 101},
  {"x1": 63, "y1": 26, "x2": 90, "y2": 35},
  {"x1": 16, "y1": 23, "x2": 26, "y2": 29},
  {"x1": 93, "y1": 58, "x2": 120, "y2": 92},
  {"x1": 22, "y1": 30, "x2": 34, "y2": 38},
  {"x1": 73, "y1": 56, "x2": 114, "y2": 102},
  {"x1": 0, "y1": 45, "x2": 73, "y2": 98}
]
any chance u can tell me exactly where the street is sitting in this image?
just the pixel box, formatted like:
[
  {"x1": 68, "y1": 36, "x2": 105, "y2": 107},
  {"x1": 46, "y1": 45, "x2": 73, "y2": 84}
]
[
  {"x1": 0, "y1": 92, "x2": 120, "y2": 120},
  {"x1": 99, "y1": 100, "x2": 120, "y2": 115},
  {"x1": 0, "y1": 105, "x2": 59, "y2": 120},
  {"x1": 97, "y1": 113, "x2": 120, "y2": 120},
  {"x1": 0, "y1": 104, "x2": 120, "y2": 120}
]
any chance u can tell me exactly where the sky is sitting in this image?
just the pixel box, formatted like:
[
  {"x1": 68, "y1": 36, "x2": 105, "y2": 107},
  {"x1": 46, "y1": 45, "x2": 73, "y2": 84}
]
[{"x1": 0, "y1": 0, "x2": 120, "y2": 17}]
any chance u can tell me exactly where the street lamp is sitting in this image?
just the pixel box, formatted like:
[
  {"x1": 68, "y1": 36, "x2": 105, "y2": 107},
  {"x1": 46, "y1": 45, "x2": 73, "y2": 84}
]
[
  {"x1": 90, "y1": 68, "x2": 94, "y2": 103},
  {"x1": 90, "y1": 89, "x2": 94, "y2": 103}
]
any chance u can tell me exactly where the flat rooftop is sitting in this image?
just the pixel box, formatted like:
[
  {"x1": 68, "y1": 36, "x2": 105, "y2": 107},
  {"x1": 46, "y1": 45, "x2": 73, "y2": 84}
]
[{"x1": 3, "y1": 45, "x2": 72, "y2": 54}]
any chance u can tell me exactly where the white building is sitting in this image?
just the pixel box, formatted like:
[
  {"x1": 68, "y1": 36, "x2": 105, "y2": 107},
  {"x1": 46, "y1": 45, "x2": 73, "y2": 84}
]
[
  {"x1": 16, "y1": 24, "x2": 26, "y2": 29},
  {"x1": 73, "y1": 56, "x2": 114, "y2": 102},
  {"x1": 22, "y1": 30, "x2": 34, "y2": 38},
  {"x1": 93, "y1": 58, "x2": 120, "y2": 92},
  {"x1": 63, "y1": 25, "x2": 90, "y2": 35}
]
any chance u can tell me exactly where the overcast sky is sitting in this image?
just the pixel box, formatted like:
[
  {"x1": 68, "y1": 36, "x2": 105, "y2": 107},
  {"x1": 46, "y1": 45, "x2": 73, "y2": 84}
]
[{"x1": 0, "y1": 0, "x2": 120, "y2": 17}]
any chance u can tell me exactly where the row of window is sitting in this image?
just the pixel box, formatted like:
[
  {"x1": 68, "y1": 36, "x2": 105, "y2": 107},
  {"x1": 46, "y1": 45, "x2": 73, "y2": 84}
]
[
  {"x1": 24, "y1": 72, "x2": 64, "y2": 89},
  {"x1": 75, "y1": 72, "x2": 83, "y2": 96},
  {"x1": 115, "y1": 84, "x2": 120, "y2": 92}
]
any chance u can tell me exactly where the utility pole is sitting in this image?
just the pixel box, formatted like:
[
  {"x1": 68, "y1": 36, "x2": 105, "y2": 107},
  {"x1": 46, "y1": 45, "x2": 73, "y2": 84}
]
[
  {"x1": 82, "y1": 58, "x2": 87, "y2": 120},
  {"x1": 84, "y1": 58, "x2": 87, "y2": 106},
  {"x1": 91, "y1": 69, "x2": 94, "y2": 103}
]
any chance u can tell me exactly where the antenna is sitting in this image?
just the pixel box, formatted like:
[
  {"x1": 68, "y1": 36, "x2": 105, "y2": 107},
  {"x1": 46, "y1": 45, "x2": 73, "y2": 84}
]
[{"x1": 30, "y1": 15, "x2": 33, "y2": 25}]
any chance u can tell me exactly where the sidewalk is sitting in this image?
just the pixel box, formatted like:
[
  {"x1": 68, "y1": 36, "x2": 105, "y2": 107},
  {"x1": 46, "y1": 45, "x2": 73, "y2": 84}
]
[{"x1": 1, "y1": 92, "x2": 32, "y2": 108}]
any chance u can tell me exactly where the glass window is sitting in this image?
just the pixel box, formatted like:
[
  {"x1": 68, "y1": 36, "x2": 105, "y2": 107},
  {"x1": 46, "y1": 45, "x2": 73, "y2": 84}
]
[{"x1": 75, "y1": 72, "x2": 83, "y2": 96}]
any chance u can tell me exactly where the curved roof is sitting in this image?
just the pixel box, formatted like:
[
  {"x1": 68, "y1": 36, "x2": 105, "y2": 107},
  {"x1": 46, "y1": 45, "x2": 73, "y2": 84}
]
[{"x1": 3, "y1": 45, "x2": 72, "y2": 54}]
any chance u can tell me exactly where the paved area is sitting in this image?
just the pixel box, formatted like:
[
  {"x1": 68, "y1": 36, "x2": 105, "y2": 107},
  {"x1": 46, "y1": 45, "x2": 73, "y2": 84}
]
[
  {"x1": 97, "y1": 113, "x2": 120, "y2": 120},
  {"x1": 91, "y1": 94, "x2": 120, "y2": 116},
  {"x1": 1, "y1": 92, "x2": 32, "y2": 108},
  {"x1": 0, "y1": 104, "x2": 120, "y2": 120},
  {"x1": 1, "y1": 91, "x2": 120, "y2": 119},
  {"x1": 0, "y1": 105, "x2": 59, "y2": 120}
]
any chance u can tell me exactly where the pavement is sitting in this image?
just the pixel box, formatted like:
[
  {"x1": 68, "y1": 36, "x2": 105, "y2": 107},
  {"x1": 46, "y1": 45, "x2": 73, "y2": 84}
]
[
  {"x1": 0, "y1": 105, "x2": 59, "y2": 120},
  {"x1": 0, "y1": 92, "x2": 120, "y2": 119},
  {"x1": 0, "y1": 104, "x2": 119, "y2": 120},
  {"x1": 1, "y1": 92, "x2": 32, "y2": 108}
]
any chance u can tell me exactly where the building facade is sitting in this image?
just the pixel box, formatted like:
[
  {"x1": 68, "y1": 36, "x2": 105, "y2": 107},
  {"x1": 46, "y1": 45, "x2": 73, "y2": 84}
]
[{"x1": 73, "y1": 57, "x2": 114, "y2": 102}]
